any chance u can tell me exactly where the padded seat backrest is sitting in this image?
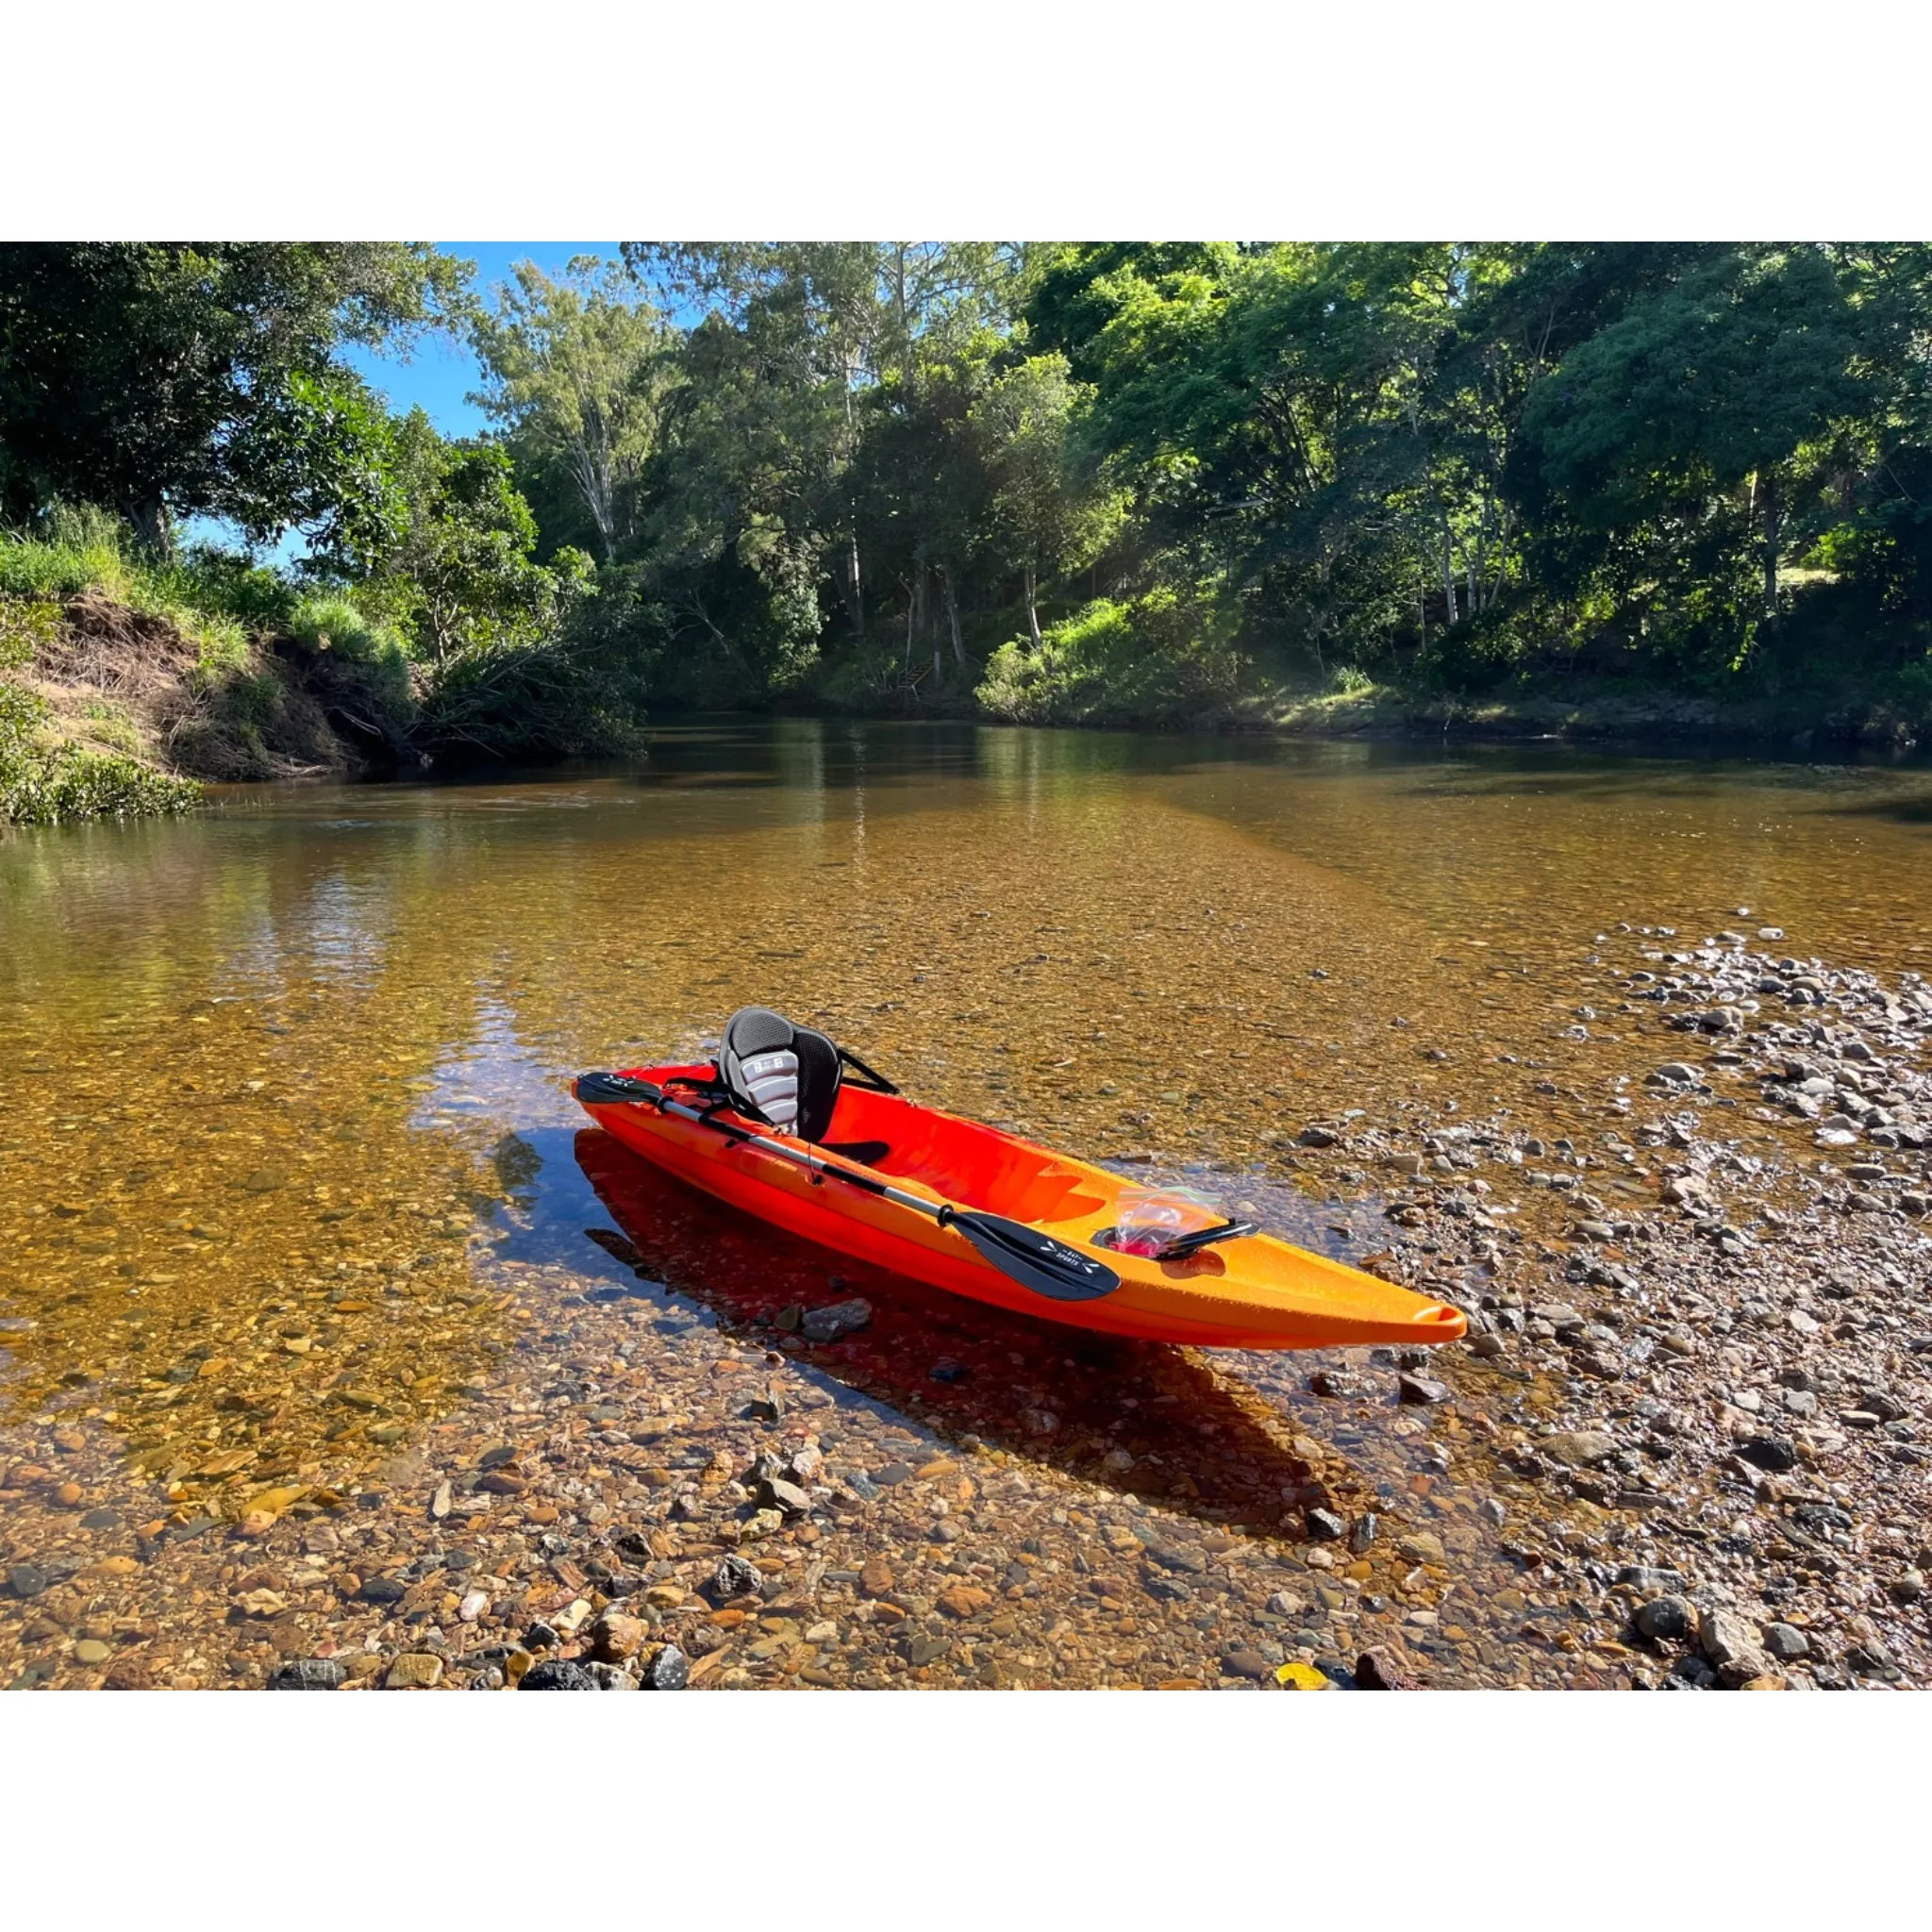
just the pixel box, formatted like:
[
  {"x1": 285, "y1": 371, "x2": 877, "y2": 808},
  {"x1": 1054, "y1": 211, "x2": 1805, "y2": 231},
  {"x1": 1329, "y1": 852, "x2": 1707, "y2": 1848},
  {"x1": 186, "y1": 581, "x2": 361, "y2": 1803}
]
[{"x1": 717, "y1": 1006, "x2": 842, "y2": 1141}]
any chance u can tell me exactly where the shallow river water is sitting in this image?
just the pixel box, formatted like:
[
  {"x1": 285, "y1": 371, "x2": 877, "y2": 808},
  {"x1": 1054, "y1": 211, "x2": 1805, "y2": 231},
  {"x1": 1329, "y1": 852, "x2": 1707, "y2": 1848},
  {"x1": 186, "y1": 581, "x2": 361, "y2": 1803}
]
[{"x1": 5, "y1": 721, "x2": 1932, "y2": 1690}]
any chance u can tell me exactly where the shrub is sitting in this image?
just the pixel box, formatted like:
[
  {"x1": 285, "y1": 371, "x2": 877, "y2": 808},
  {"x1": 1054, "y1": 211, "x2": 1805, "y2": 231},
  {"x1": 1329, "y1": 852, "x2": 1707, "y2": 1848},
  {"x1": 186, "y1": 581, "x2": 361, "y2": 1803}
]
[
  {"x1": 1326, "y1": 662, "x2": 1377, "y2": 695},
  {"x1": 976, "y1": 588, "x2": 1246, "y2": 725},
  {"x1": 3, "y1": 741, "x2": 201, "y2": 823},
  {"x1": 0, "y1": 596, "x2": 60, "y2": 668},
  {"x1": 157, "y1": 546, "x2": 298, "y2": 634}
]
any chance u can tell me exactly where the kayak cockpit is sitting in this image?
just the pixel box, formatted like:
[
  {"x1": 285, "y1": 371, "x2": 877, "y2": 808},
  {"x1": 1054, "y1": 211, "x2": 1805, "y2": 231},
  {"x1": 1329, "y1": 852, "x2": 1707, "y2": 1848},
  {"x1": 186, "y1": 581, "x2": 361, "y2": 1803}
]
[{"x1": 820, "y1": 1085, "x2": 1110, "y2": 1225}]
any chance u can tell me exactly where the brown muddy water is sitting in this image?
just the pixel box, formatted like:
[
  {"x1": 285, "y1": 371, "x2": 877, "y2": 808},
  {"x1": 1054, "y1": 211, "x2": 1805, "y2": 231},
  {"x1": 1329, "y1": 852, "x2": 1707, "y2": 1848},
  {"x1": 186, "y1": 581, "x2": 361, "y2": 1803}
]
[{"x1": 4, "y1": 720, "x2": 1932, "y2": 1690}]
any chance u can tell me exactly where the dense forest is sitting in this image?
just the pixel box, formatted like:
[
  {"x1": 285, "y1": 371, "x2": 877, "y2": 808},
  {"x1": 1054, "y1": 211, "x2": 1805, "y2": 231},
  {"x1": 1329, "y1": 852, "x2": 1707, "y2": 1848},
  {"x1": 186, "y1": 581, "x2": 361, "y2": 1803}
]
[{"x1": 8, "y1": 241, "x2": 1932, "y2": 817}]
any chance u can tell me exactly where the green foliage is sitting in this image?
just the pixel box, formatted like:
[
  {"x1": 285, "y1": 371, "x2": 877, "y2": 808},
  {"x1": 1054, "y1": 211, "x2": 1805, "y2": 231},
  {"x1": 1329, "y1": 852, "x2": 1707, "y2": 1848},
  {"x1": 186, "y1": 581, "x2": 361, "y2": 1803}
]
[
  {"x1": 0, "y1": 675, "x2": 45, "y2": 741},
  {"x1": 153, "y1": 544, "x2": 298, "y2": 633},
  {"x1": 352, "y1": 412, "x2": 581, "y2": 665},
  {"x1": 0, "y1": 243, "x2": 466, "y2": 550},
  {"x1": 614, "y1": 244, "x2": 1052, "y2": 703},
  {"x1": 3, "y1": 737, "x2": 201, "y2": 823},
  {"x1": 225, "y1": 368, "x2": 406, "y2": 560},
  {"x1": 416, "y1": 556, "x2": 652, "y2": 758},
  {"x1": 976, "y1": 589, "x2": 1245, "y2": 725},
  {"x1": 0, "y1": 503, "x2": 136, "y2": 599},
  {"x1": 0, "y1": 592, "x2": 60, "y2": 665},
  {"x1": 975, "y1": 354, "x2": 1124, "y2": 610}
]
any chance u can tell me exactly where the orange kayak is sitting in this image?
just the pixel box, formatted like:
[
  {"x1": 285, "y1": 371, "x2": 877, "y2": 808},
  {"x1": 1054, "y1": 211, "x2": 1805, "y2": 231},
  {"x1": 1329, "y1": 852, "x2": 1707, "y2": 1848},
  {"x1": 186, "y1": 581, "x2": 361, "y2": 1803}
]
[{"x1": 575, "y1": 1020, "x2": 1464, "y2": 1353}]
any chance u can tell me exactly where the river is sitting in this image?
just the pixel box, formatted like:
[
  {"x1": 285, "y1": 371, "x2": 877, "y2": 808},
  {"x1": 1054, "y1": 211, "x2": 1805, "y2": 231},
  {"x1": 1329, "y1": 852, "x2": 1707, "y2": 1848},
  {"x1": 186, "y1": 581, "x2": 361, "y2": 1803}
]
[{"x1": 4, "y1": 720, "x2": 1931, "y2": 1690}]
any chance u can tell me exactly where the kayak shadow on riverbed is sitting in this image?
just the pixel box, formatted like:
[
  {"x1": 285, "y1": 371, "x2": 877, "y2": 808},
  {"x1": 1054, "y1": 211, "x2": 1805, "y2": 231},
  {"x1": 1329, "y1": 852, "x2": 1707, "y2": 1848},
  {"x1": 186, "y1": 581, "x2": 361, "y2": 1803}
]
[{"x1": 572, "y1": 1128, "x2": 1336, "y2": 1538}]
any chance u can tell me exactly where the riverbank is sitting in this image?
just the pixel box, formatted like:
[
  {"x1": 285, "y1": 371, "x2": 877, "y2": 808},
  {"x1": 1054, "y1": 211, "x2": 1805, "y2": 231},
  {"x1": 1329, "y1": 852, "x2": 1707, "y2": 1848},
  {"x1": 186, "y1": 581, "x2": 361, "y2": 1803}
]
[
  {"x1": 11, "y1": 573, "x2": 1932, "y2": 830},
  {"x1": 0, "y1": 568, "x2": 417, "y2": 823},
  {"x1": 1, "y1": 517, "x2": 630, "y2": 824},
  {"x1": 964, "y1": 650, "x2": 1932, "y2": 753},
  {"x1": 1256, "y1": 677, "x2": 1932, "y2": 755}
]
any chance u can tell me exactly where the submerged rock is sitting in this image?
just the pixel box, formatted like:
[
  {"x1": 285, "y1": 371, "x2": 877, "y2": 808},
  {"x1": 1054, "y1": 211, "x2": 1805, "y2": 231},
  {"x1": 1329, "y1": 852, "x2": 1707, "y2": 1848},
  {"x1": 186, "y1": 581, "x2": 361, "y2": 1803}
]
[
  {"x1": 520, "y1": 1658, "x2": 598, "y2": 1690},
  {"x1": 800, "y1": 1298, "x2": 873, "y2": 1342},
  {"x1": 267, "y1": 1658, "x2": 344, "y2": 1690}
]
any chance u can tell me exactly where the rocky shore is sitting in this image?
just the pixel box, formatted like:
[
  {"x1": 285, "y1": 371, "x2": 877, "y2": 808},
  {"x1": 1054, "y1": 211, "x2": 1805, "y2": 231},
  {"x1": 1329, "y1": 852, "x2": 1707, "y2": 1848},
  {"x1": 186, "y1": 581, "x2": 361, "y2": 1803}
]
[{"x1": 3, "y1": 923, "x2": 1929, "y2": 1691}]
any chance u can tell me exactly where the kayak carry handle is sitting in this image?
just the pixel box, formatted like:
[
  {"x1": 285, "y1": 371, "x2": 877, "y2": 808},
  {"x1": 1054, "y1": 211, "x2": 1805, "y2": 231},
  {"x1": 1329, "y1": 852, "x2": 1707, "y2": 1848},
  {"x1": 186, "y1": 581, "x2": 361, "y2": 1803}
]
[
  {"x1": 1156, "y1": 1217, "x2": 1260, "y2": 1258},
  {"x1": 1094, "y1": 1217, "x2": 1259, "y2": 1259}
]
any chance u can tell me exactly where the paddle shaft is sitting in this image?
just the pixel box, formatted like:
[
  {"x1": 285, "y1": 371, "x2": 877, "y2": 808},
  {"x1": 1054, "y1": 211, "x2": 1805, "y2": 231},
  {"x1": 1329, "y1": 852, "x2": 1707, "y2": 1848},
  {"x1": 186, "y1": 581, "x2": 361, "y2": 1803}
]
[{"x1": 608, "y1": 1077, "x2": 956, "y2": 1224}]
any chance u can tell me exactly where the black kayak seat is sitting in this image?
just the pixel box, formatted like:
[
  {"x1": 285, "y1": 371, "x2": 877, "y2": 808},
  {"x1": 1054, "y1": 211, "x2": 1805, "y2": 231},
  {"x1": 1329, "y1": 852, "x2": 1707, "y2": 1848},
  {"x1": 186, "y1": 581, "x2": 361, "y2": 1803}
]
[
  {"x1": 717, "y1": 1006, "x2": 839, "y2": 1139},
  {"x1": 714, "y1": 1007, "x2": 900, "y2": 1143}
]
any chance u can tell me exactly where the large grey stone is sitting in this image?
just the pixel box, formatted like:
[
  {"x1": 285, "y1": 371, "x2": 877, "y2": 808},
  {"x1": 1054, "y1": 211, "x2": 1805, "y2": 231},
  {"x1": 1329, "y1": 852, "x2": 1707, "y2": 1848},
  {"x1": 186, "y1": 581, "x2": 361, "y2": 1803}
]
[
  {"x1": 1635, "y1": 1595, "x2": 1691, "y2": 1642},
  {"x1": 800, "y1": 1297, "x2": 873, "y2": 1342},
  {"x1": 519, "y1": 1658, "x2": 597, "y2": 1690}
]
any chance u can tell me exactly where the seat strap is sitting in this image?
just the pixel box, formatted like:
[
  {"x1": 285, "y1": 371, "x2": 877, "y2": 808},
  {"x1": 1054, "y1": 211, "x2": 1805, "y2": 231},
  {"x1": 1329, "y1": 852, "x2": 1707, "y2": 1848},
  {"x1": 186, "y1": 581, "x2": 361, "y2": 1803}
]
[{"x1": 835, "y1": 1045, "x2": 899, "y2": 1094}]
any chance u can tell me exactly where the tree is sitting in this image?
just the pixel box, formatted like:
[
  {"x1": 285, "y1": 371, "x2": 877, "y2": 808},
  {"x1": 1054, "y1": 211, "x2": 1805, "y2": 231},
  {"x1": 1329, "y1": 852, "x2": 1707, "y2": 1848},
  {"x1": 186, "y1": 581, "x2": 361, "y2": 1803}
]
[
  {"x1": 350, "y1": 409, "x2": 587, "y2": 669},
  {"x1": 468, "y1": 258, "x2": 676, "y2": 565},
  {"x1": 0, "y1": 242, "x2": 465, "y2": 550},
  {"x1": 625, "y1": 242, "x2": 1024, "y2": 664},
  {"x1": 225, "y1": 367, "x2": 406, "y2": 563},
  {"x1": 974, "y1": 352, "x2": 1121, "y2": 646},
  {"x1": 1518, "y1": 245, "x2": 1873, "y2": 650}
]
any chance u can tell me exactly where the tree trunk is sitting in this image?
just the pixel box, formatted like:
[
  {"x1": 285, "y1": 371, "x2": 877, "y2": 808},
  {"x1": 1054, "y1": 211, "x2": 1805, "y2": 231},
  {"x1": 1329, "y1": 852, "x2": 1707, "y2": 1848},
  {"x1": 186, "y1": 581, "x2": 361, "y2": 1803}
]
[
  {"x1": 925, "y1": 572, "x2": 944, "y2": 689},
  {"x1": 1761, "y1": 471, "x2": 1781, "y2": 620},
  {"x1": 1441, "y1": 521, "x2": 1457, "y2": 627},
  {"x1": 125, "y1": 498, "x2": 173, "y2": 558},
  {"x1": 941, "y1": 567, "x2": 965, "y2": 668},
  {"x1": 1024, "y1": 568, "x2": 1041, "y2": 648},
  {"x1": 565, "y1": 415, "x2": 618, "y2": 564},
  {"x1": 836, "y1": 534, "x2": 866, "y2": 642}
]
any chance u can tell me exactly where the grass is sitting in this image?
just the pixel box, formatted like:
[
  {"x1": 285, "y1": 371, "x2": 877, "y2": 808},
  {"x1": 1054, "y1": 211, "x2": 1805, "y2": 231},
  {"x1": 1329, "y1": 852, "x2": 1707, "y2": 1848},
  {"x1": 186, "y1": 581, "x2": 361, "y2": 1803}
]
[
  {"x1": 0, "y1": 507, "x2": 257, "y2": 677},
  {"x1": 976, "y1": 591, "x2": 1248, "y2": 726},
  {"x1": 283, "y1": 592, "x2": 414, "y2": 716}
]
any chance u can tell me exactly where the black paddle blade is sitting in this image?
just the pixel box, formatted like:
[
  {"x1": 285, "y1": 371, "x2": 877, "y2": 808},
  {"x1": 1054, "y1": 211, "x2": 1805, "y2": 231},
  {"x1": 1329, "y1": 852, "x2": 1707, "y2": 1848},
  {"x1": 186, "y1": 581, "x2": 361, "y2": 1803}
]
[
  {"x1": 575, "y1": 1071, "x2": 663, "y2": 1107},
  {"x1": 943, "y1": 1209, "x2": 1120, "y2": 1302}
]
